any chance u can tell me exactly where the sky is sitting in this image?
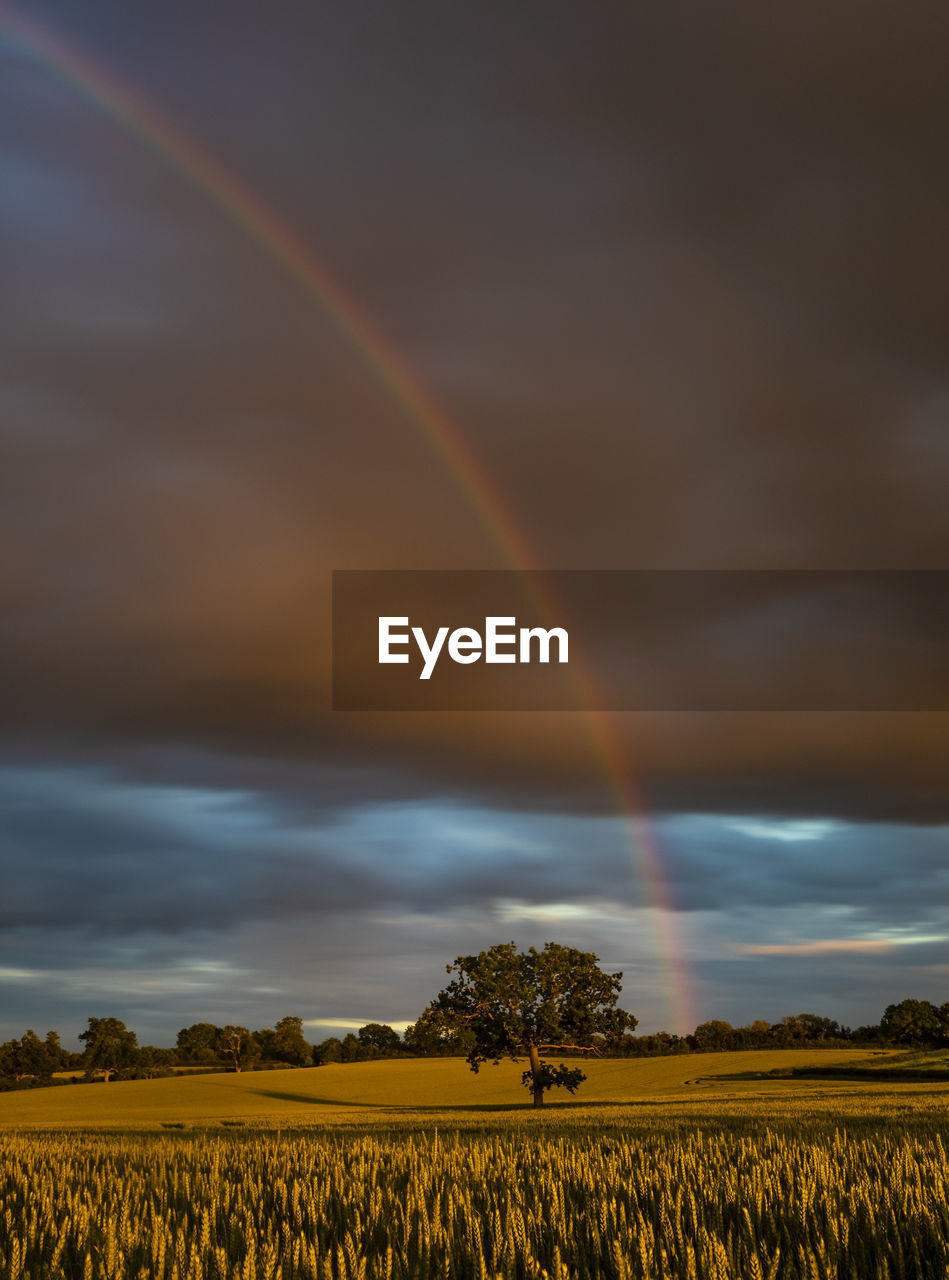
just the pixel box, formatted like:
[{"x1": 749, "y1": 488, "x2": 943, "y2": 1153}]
[{"x1": 1, "y1": 0, "x2": 948, "y2": 1047}]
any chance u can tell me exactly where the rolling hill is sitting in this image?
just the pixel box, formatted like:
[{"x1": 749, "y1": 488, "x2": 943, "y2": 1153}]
[{"x1": 0, "y1": 1048, "x2": 919, "y2": 1127}]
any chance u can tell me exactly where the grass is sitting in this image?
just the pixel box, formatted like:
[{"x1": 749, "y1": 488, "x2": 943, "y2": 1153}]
[
  {"x1": 787, "y1": 1047, "x2": 949, "y2": 1081},
  {"x1": 0, "y1": 1048, "x2": 911, "y2": 1127}
]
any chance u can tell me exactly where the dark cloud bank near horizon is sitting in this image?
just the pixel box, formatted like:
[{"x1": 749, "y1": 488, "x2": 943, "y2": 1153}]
[{"x1": 1, "y1": 0, "x2": 948, "y2": 1041}]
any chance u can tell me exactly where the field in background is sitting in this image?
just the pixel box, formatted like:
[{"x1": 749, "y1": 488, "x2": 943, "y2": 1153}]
[{"x1": 0, "y1": 1047, "x2": 920, "y2": 1127}]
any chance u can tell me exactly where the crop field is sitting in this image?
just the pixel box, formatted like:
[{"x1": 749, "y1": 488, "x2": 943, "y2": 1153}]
[
  {"x1": 2, "y1": 1054, "x2": 949, "y2": 1279},
  {"x1": 0, "y1": 1049, "x2": 911, "y2": 1127}
]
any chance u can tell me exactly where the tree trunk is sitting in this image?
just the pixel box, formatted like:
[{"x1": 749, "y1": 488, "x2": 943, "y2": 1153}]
[
  {"x1": 103, "y1": 1068, "x2": 112, "y2": 1083},
  {"x1": 528, "y1": 1042, "x2": 543, "y2": 1109}
]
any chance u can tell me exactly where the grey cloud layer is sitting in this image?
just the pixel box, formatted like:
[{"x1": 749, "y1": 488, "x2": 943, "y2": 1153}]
[
  {"x1": 2, "y1": 1, "x2": 948, "y2": 1037},
  {"x1": 4, "y1": 765, "x2": 948, "y2": 932},
  {"x1": 0, "y1": 763, "x2": 946, "y2": 1042}
]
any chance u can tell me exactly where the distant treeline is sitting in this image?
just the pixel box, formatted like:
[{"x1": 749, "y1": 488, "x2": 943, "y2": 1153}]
[{"x1": 2, "y1": 998, "x2": 947, "y2": 1090}]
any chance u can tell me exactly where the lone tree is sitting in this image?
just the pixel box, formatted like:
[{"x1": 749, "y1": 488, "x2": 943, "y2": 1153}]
[
  {"x1": 417, "y1": 941, "x2": 636, "y2": 1108},
  {"x1": 79, "y1": 1017, "x2": 138, "y2": 1083},
  {"x1": 215, "y1": 1025, "x2": 256, "y2": 1073}
]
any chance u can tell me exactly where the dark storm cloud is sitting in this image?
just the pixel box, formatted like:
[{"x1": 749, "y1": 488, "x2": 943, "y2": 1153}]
[
  {"x1": 2, "y1": 4, "x2": 947, "y2": 812},
  {"x1": 2, "y1": 1, "x2": 949, "y2": 1037},
  {"x1": 2, "y1": 762, "x2": 947, "y2": 945},
  {"x1": 1, "y1": 764, "x2": 946, "y2": 1041},
  {"x1": 659, "y1": 814, "x2": 949, "y2": 923}
]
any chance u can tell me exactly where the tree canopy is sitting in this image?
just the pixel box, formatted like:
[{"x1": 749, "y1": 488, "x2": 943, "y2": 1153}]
[
  {"x1": 357, "y1": 1023, "x2": 402, "y2": 1056},
  {"x1": 0, "y1": 1030, "x2": 62, "y2": 1082},
  {"x1": 215, "y1": 1025, "x2": 257, "y2": 1073},
  {"x1": 266, "y1": 1015, "x2": 312, "y2": 1065},
  {"x1": 176, "y1": 1022, "x2": 220, "y2": 1064},
  {"x1": 881, "y1": 998, "x2": 945, "y2": 1045},
  {"x1": 79, "y1": 1017, "x2": 138, "y2": 1083},
  {"x1": 417, "y1": 941, "x2": 637, "y2": 1108}
]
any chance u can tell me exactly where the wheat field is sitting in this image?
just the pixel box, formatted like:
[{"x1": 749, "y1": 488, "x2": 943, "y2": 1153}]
[
  {"x1": 4, "y1": 1103, "x2": 949, "y2": 1279},
  {"x1": 0, "y1": 1050, "x2": 911, "y2": 1127},
  {"x1": 2, "y1": 1055, "x2": 949, "y2": 1279}
]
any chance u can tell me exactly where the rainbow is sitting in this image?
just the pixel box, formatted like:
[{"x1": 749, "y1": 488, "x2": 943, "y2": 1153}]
[{"x1": 0, "y1": 4, "x2": 695, "y2": 1033}]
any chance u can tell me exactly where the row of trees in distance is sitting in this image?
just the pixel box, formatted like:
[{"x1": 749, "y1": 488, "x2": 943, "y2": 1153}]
[
  {"x1": 2, "y1": 939, "x2": 947, "y2": 1101},
  {"x1": 3, "y1": 998, "x2": 947, "y2": 1087}
]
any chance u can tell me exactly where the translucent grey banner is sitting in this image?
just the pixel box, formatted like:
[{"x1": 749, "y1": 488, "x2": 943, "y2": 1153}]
[{"x1": 332, "y1": 570, "x2": 949, "y2": 711}]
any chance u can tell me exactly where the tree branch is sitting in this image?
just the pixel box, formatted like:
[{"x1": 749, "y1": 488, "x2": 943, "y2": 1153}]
[{"x1": 535, "y1": 1043, "x2": 601, "y2": 1053}]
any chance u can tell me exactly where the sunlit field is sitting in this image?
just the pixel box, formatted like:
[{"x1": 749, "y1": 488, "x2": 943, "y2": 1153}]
[
  {"x1": 3, "y1": 1053, "x2": 949, "y2": 1279},
  {"x1": 0, "y1": 1048, "x2": 914, "y2": 1127}
]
